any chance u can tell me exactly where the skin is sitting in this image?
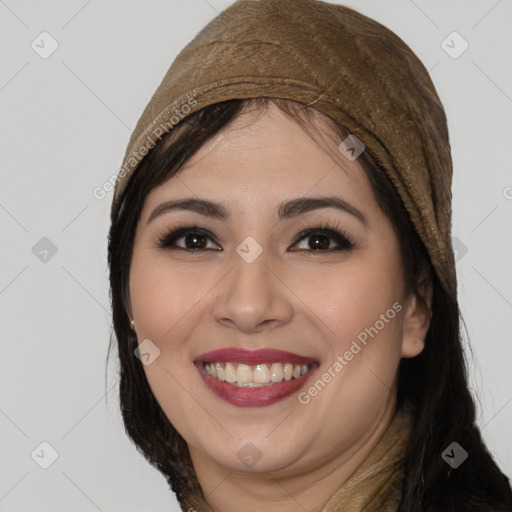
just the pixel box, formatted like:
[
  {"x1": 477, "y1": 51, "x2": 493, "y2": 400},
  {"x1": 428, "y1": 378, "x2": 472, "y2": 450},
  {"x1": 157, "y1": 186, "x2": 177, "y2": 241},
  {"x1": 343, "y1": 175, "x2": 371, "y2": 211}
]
[{"x1": 128, "y1": 103, "x2": 431, "y2": 512}]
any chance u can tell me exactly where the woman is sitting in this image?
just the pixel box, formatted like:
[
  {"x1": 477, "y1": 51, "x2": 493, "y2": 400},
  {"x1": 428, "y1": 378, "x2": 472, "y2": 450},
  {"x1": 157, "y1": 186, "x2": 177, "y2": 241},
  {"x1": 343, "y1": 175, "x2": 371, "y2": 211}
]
[{"x1": 107, "y1": 0, "x2": 512, "y2": 510}]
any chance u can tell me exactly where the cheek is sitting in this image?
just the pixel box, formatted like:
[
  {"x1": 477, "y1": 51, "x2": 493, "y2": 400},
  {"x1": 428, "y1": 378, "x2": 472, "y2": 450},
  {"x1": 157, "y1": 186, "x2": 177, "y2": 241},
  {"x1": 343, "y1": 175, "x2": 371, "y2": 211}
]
[
  {"x1": 142, "y1": 357, "x2": 204, "y2": 451},
  {"x1": 307, "y1": 265, "x2": 405, "y2": 429},
  {"x1": 302, "y1": 238, "x2": 405, "y2": 404},
  {"x1": 311, "y1": 256, "x2": 404, "y2": 347},
  {"x1": 130, "y1": 255, "x2": 207, "y2": 437},
  {"x1": 129, "y1": 254, "x2": 203, "y2": 344}
]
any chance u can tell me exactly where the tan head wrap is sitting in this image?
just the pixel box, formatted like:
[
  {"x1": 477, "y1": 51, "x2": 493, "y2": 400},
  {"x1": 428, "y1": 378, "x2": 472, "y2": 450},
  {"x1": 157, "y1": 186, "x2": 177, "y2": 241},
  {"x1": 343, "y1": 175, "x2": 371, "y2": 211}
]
[{"x1": 112, "y1": 0, "x2": 457, "y2": 295}]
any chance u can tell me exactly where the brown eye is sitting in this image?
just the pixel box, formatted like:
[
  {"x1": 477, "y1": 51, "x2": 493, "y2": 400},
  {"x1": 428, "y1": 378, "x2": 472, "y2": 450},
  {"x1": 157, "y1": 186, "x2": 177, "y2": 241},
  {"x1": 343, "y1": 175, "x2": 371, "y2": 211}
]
[
  {"x1": 290, "y1": 227, "x2": 354, "y2": 252},
  {"x1": 182, "y1": 232, "x2": 208, "y2": 249},
  {"x1": 158, "y1": 227, "x2": 221, "y2": 251}
]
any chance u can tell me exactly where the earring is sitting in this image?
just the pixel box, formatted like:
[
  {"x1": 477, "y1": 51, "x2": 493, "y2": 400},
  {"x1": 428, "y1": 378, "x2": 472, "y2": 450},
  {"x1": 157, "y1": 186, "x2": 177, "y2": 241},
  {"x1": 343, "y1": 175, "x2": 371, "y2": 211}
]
[{"x1": 130, "y1": 319, "x2": 136, "y2": 330}]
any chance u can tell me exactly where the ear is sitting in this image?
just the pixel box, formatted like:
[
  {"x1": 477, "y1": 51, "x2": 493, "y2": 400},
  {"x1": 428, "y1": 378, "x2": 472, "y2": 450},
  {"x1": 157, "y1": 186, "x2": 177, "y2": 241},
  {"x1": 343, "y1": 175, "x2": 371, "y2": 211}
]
[{"x1": 400, "y1": 278, "x2": 433, "y2": 359}]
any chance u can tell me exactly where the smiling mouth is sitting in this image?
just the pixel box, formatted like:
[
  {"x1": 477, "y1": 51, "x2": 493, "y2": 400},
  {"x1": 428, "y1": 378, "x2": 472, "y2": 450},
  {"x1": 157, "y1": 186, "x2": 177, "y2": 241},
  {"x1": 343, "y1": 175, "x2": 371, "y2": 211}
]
[
  {"x1": 203, "y1": 361, "x2": 315, "y2": 387},
  {"x1": 194, "y1": 348, "x2": 319, "y2": 407}
]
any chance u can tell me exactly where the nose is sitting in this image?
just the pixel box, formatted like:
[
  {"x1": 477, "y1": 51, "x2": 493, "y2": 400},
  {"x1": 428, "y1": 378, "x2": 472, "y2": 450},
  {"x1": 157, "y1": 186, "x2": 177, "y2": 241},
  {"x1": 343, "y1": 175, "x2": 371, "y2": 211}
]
[{"x1": 211, "y1": 246, "x2": 294, "y2": 335}]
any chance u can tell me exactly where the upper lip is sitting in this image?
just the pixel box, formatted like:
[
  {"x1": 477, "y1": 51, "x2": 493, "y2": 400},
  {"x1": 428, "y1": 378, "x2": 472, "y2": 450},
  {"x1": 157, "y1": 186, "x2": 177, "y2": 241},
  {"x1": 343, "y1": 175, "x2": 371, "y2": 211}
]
[{"x1": 194, "y1": 348, "x2": 318, "y2": 365}]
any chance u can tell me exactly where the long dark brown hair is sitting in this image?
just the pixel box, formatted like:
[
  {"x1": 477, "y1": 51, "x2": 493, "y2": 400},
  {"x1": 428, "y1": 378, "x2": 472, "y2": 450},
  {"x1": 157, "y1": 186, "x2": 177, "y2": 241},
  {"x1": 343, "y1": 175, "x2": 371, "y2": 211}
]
[{"x1": 107, "y1": 98, "x2": 512, "y2": 511}]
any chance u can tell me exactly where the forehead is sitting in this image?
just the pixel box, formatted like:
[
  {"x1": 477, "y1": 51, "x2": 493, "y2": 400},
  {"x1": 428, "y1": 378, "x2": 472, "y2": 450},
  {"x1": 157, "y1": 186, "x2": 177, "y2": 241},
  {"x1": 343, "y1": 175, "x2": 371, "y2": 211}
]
[{"x1": 140, "y1": 103, "x2": 376, "y2": 222}]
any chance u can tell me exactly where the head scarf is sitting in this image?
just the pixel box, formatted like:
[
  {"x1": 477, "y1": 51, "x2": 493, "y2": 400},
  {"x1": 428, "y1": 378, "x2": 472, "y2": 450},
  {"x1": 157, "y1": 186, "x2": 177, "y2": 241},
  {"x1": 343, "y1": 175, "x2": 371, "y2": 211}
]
[{"x1": 111, "y1": 0, "x2": 457, "y2": 296}]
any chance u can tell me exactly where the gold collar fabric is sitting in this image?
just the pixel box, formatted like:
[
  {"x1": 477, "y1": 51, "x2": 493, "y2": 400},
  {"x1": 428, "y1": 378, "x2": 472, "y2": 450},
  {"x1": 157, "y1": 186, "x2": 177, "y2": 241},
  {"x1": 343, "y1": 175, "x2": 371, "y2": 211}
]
[
  {"x1": 180, "y1": 406, "x2": 412, "y2": 512},
  {"x1": 112, "y1": 0, "x2": 457, "y2": 296},
  {"x1": 320, "y1": 406, "x2": 412, "y2": 512}
]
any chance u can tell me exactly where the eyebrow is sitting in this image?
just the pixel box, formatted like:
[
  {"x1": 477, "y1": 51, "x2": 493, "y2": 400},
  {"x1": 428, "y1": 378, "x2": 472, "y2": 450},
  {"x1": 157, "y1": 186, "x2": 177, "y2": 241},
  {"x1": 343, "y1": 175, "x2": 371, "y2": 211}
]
[{"x1": 147, "y1": 196, "x2": 367, "y2": 226}]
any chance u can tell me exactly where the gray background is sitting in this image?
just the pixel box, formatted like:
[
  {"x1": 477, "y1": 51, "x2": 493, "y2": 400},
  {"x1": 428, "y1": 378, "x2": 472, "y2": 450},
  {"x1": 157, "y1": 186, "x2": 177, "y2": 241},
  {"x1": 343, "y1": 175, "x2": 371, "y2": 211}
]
[{"x1": 1, "y1": 0, "x2": 511, "y2": 510}]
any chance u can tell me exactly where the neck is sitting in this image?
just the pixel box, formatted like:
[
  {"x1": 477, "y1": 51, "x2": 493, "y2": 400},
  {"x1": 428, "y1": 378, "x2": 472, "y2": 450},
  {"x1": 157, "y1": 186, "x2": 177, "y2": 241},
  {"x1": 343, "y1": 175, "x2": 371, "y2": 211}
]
[{"x1": 188, "y1": 402, "x2": 398, "y2": 512}]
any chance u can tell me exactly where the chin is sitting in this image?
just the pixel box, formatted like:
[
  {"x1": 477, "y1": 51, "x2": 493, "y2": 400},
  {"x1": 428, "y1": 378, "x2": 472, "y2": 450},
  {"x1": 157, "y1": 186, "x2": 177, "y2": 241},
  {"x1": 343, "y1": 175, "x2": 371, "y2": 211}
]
[{"x1": 205, "y1": 440, "x2": 304, "y2": 474}]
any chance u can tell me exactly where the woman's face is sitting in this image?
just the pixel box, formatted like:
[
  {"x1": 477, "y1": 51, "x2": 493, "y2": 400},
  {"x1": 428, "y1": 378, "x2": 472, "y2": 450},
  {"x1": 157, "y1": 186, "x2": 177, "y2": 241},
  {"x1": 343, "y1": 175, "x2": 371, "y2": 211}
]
[{"x1": 129, "y1": 103, "x2": 429, "y2": 478}]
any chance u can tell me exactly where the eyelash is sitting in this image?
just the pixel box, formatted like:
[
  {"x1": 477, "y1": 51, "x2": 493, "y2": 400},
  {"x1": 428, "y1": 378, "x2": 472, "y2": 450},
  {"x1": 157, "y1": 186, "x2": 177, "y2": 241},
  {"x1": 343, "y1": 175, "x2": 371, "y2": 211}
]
[{"x1": 156, "y1": 220, "x2": 355, "y2": 253}]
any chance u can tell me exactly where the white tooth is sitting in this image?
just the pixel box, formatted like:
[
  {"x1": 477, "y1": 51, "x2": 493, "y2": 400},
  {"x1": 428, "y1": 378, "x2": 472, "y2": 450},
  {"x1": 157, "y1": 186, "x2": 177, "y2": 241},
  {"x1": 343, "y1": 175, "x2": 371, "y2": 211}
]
[
  {"x1": 216, "y1": 362, "x2": 225, "y2": 381},
  {"x1": 224, "y1": 362, "x2": 237, "y2": 383},
  {"x1": 236, "y1": 363, "x2": 252, "y2": 384},
  {"x1": 253, "y1": 364, "x2": 270, "y2": 384},
  {"x1": 207, "y1": 361, "x2": 306, "y2": 384},
  {"x1": 237, "y1": 382, "x2": 266, "y2": 388},
  {"x1": 270, "y1": 363, "x2": 284, "y2": 382},
  {"x1": 283, "y1": 363, "x2": 293, "y2": 380}
]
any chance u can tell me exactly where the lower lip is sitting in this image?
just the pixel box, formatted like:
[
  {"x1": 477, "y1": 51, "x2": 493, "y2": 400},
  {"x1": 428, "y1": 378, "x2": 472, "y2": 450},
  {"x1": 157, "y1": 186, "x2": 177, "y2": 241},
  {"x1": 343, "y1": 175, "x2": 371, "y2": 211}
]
[{"x1": 195, "y1": 362, "x2": 318, "y2": 407}]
